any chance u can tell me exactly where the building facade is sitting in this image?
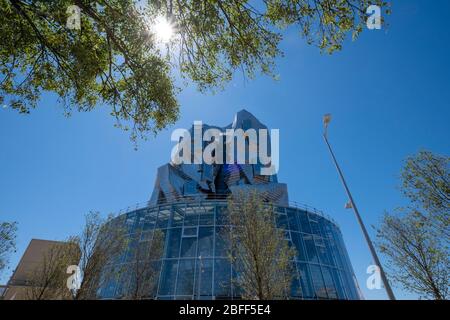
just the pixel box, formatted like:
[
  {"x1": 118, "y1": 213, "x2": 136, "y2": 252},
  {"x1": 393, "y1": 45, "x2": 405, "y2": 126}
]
[
  {"x1": 98, "y1": 110, "x2": 361, "y2": 300},
  {"x1": 1, "y1": 239, "x2": 68, "y2": 300}
]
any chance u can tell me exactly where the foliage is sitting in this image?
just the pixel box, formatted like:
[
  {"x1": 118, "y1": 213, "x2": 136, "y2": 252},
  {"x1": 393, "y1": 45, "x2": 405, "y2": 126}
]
[
  {"x1": 25, "y1": 241, "x2": 80, "y2": 300},
  {"x1": 376, "y1": 151, "x2": 449, "y2": 300},
  {"x1": 70, "y1": 211, "x2": 128, "y2": 299},
  {"x1": 0, "y1": 221, "x2": 18, "y2": 275},
  {"x1": 126, "y1": 229, "x2": 164, "y2": 299},
  {"x1": 1, "y1": 0, "x2": 389, "y2": 141},
  {"x1": 21, "y1": 211, "x2": 127, "y2": 300},
  {"x1": 227, "y1": 190, "x2": 296, "y2": 299},
  {"x1": 401, "y1": 151, "x2": 450, "y2": 236}
]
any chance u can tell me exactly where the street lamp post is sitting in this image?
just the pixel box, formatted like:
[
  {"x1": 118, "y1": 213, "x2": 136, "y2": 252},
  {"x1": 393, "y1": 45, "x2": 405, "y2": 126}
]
[{"x1": 322, "y1": 114, "x2": 396, "y2": 300}]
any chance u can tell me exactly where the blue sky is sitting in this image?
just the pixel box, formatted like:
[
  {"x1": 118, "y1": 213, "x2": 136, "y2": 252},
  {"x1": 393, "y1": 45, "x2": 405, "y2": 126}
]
[{"x1": 1, "y1": 1, "x2": 449, "y2": 299}]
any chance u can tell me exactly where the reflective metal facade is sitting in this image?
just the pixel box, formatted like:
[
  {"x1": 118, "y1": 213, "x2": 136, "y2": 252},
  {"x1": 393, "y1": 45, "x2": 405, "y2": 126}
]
[
  {"x1": 149, "y1": 109, "x2": 289, "y2": 206},
  {"x1": 99, "y1": 201, "x2": 361, "y2": 300}
]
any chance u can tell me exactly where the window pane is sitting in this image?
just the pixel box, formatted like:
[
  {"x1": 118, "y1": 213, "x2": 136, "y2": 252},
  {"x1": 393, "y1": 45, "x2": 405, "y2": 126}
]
[
  {"x1": 115, "y1": 267, "x2": 131, "y2": 298},
  {"x1": 290, "y1": 278, "x2": 302, "y2": 299},
  {"x1": 215, "y1": 206, "x2": 229, "y2": 225},
  {"x1": 298, "y1": 211, "x2": 311, "y2": 234},
  {"x1": 315, "y1": 236, "x2": 331, "y2": 266},
  {"x1": 143, "y1": 211, "x2": 157, "y2": 231},
  {"x1": 287, "y1": 208, "x2": 299, "y2": 231},
  {"x1": 198, "y1": 227, "x2": 214, "y2": 257},
  {"x1": 184, "y1": 210, "x2": 199, "y2": 226},
  {"x1": 172, "y1": 206, "x2": 185, "y2": 227},
  {"x1": 167, "y1": 228, "x2": 181, "y2": 258},
  {"x1": 135, "y1": 210, "x2": 146, "y2": 232},
  {"x1": 297, "y1": 263, "x2": 314, "y2": 299},
  {"x1": 215, "y1": 227, "x2": 230, "y2": 257},
  {"x1": 303, "y1": 234, "x2": 319, "y2": 263},
  {"x1": 322, "y1": 267, "x2": 337, "y2": 299},
  {"x1": 214, "y1": 258, "x2": 231, "y2": 298},
  {"x1": 126, "y1": 212, "x2": 137, "y2": 233},
  {"x1": 176, "y1": 259, "x2": 196, "y2": 296},
  {"x1": 194, "y1": 258, "x2": 213, "y2": 298},
  {"x1": 199, "y1": 206, "x2": 214, "y2": 225},
  {"x1": 183, "y1": 226, "x2": 198, "y2": 237},
  {"x1": 157, "y1": 208, "x2": 171, "y2": 228},
  {"x1": 180, "y1": 237, "x2": 197, "y2": 257},
  {"x1": 276, "y1": 213, "x2": 288, "y2": 229},
  {"x1": 291, "y1": 232, "x2": 307, "y2": 261},
  {"x1": 331, "y1": 268, "x2": 346, "y2": 299},
  {"x1": 309, "y1": 220, "x2": 322, "y2": 236},
  {"x1": 159, "y1": 259, "x2": 178, "y2": 296},
  {"x1": 310, "y1": 264, "x2": 328, "y2": 299}
]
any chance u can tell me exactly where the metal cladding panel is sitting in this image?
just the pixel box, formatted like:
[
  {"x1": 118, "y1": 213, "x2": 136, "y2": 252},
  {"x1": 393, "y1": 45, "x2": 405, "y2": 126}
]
[{"x1": 149, "y1": 110, "x2": 288, "y2": 206}]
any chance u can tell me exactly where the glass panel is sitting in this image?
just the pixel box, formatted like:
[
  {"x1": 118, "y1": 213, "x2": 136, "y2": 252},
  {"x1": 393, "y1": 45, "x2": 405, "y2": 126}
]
[
  {"x1": 214, "y1": 258, "x2": 231, "y2": 298},
  {"x1": 143, "y1": 210, "x2": 157, "y2": 231},
  {"x1": 194, "y1": 258, "x2": 213, "y2": 298},
  {"x1": 309, "y1": 220, "x2": 322, "y2": 236},
  {"x1": 298, "y1": 211, "x2": 311, "y2": 234},
  {"x1": 180, "y1": 237, "x2": 197, "y2": 257},
  {"x1": 286, "y1": 208, "x2": 299, "y2": 231},
  {"x1": 215, "y1": 206, "x2": 229, "y2": 225},
  {"x1": 215, "y1": 226, "x2": 230, "y2": 257},
  {"x1": 291, "y1": 232, "x2": 307, "y2": 261},
  {"x1": 159, "y1": 259, "x2": 178, "y2": 295},
  {"x1": 315, "y1": 236, "x2": 331, "y2": 266},
  {"x1": 172, "y1": 206, "x2": 185, "y2": 227},
  {"x1": 290, "y1": 278, "x2": 302, "y2": 299},
  {"x1": 125, "y1": 234, "x2": 139, "y2": 262},
  {"x1": 115, "y1": 267, "x2": 131, "y2": 298},
  {"x1": 140, "y1": 230, "x2": 153, "y2": 242},
  {"x1": 135, "y1": 209, "x2": 146, "y2": 232},
  {"x1": 322, "y1": 267, "x2": 338, "y2": 299},
  {"x1": 331, "y1": 268, "x2": 346, "y2": 299},
  {"x1": 198, "y1": 227, "x2": 214, "y2": 257},
  {"x1": 176, "y1": 259, "x2": 196, "y2": 296},
  {"x1": 148, "y1": 260, "x2": 161, "y2": 298},
  {"x1": 309, "y1": 264, "x2": 328, "y2": 299},
  {"x1": 125, "y1": 211, "x2": 137, "y2": 233},
  {"x1": 231, "y1": 261, "x2": 243, "y2": 298},
  {"x1": 99, "y1": 265, "x2": 118, "y2": 298},
  {"x1": 276, "y1": 213, "x2": 288, "y2": 229},
  {"x1": 297, "y1": 263, "x2": 314, "y2": 299},
  {"x1": 157, "y1": 207, "x2": 171, "y2": 228},
  {"x1": 199, "y1": 206, "x2": 215, "y2": 225},
  {"x1": 182, "y1": 226, "x2": 198, "y2": 237},
  {"x1": 302, "y1": 234, "x2": 319, "y2": 263},
  {"x1": 184, "y1": 208, "x2": 199, "y2": 226},
  {"x1": 330, "y1": 228, "x2": 345, "y2": 270},
  {"x1": 319, "y1": 223, "x2": 337, "y2": 267},
  {"x1": 274, "y1": 206, "x2": 286, "y2": 214},
  {"x1": 167, "y1": 228, "x2": 182, "y2": 258}
]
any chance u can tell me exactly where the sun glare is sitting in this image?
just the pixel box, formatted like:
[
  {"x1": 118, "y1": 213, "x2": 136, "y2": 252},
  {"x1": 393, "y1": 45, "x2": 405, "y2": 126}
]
[{"x1": 153, "y1": 16, "x2": 174, "y2": 43}]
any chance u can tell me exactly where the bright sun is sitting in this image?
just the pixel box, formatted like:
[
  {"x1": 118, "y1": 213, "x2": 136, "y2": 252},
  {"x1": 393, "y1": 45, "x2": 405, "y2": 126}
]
[{"x1": 153, "y1": 16, "x2": 174, "y2": 43}]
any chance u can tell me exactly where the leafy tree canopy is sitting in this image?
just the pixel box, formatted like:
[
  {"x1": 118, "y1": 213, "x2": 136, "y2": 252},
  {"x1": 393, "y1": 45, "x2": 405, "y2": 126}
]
[
  {"x1": 376, "y1": 151, "x2": 449, "y2": 300},
  {"x1": 1, "y1": 0, "x2": 389, "y2": 140},
  {"x1": 0, "y1": 221, "x2": 18, "y2": 275}
]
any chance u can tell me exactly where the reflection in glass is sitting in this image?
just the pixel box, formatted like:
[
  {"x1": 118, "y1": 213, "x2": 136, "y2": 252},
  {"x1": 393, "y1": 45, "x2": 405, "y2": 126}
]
[
  {"x1": 159, "y1": 259, "x2": 178, "y2": 295},
  {"x1": 176, "y1": 259, "x2": 196, "y2": 295}
]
